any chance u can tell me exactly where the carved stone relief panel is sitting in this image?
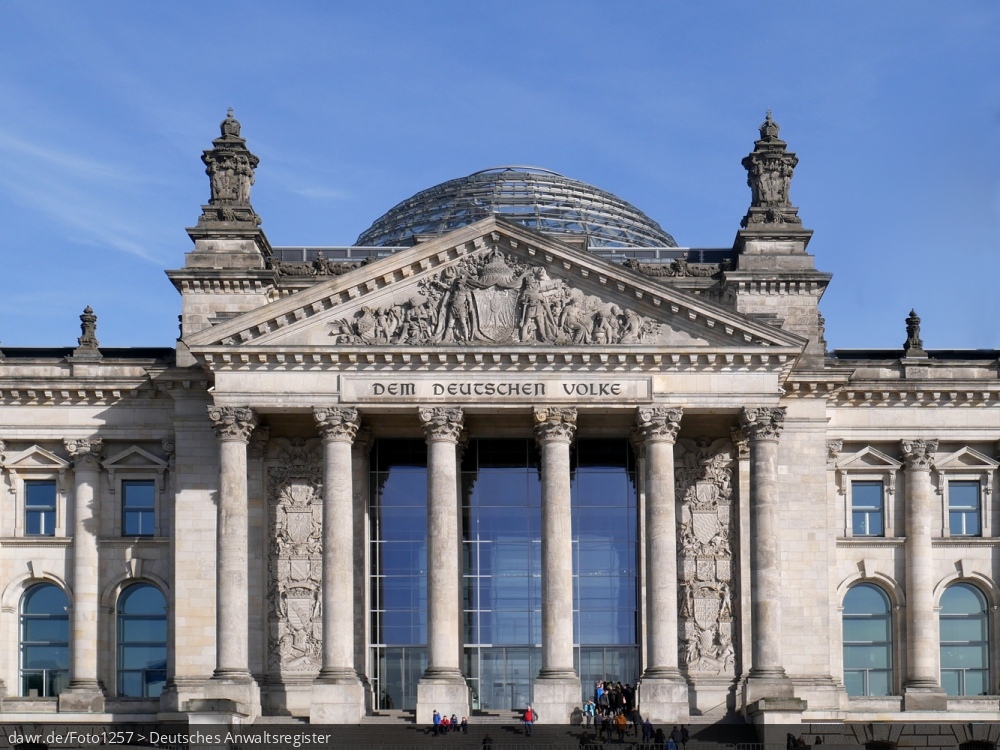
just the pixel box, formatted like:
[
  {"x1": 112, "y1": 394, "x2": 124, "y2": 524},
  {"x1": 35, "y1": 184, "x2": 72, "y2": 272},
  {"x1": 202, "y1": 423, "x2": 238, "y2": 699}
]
[
  {"x1": 676, "y1": 437, "x2": 737, "y2": 677},
  {"x1": 328, "y1": 244, "x2": 661, "y2": 346},
  {"x1": 267, "y1": 436, "x2": 324, "y2": 676}
]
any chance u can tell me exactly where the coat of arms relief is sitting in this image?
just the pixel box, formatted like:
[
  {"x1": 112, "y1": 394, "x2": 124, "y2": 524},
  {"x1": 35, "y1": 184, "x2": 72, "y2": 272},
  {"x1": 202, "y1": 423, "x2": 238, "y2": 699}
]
[
  {"x1": 266, "y1": 437, "x2": 324, "y2": 676},
  {"x1": 329, "y1": 245, "x2": 661, "y2": 346},
  {"x1": 677, "y1": 438, "x2": 737, "y2": 677}
]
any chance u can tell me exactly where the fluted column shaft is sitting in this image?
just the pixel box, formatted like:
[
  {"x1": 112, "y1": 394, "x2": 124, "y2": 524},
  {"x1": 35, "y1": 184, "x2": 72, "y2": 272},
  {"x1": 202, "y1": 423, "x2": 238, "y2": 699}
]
[
  {"x1": 638, "y1": 408, "x2": 683, "y2": 678},
  {"x1": 534, "y1": 407, "x2": 577, "y2": 680},
  {"x1": 419, "y1": 407, "x2": 464, "y2": 680},
  {"x1": 65, "y1": 437, "x2": 103, "y2": 690},
  {"x1": 314, "y1": 407, "x2": 362, "y2": 681},
  {"x1": 740, "y1": 407, "x2": 787, "y2": 679},
  {"x1": 208, "y1": 405, "x2": 258, "y2": 678},
  {"x1": 902, "y1": 439, "x2": 940, "y2": 689}
]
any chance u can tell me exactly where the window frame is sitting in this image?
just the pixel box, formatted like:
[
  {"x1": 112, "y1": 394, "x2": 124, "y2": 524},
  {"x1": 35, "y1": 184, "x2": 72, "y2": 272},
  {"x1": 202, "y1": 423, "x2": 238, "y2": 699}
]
[
  {"x1": 101, "y1": 445, "x2": 169, "y2": 538},
  {"x1": 121, "y1": 479, "x2": 157, "y2": 537},
  {"x1": 834, "y1": 447, "x2": 901, "y2": 539},
  {"x1": 115, "y1": 582, "x2": 168, "y2": 699},
  {"x1": 24, "y1": 480, "x2": 59, "y2": 538},
  {"x1": 850, "y1": 480, "x2": 886, "y2": 538},
  {"x1": 933, "y1": 448, "x2": 997, "y2": 539},
  {"x1": 946, "y1": 480, "x2": 983, "y2": 538},
  {"x1": 842, "y1": 583, "x2": 895, "y2": 698},
  {"x1": 939, "y1": 582, "x2": 991, "y2": 697},
  {"x1": 19, "y1": 582, "x2": 70, "y2": 698}
]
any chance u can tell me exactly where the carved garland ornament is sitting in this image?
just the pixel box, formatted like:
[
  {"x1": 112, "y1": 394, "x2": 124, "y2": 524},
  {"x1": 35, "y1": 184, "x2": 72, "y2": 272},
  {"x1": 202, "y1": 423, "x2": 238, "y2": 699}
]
[
  {"x1": 677, "y1": 437, "x2": 736, "y2": 677},
  {"x1": 267, "y1": 436, "x2": 324, "y2": 675},
  {"x1": 329, "y1": 245, "x2": 660, "y2": 347}
]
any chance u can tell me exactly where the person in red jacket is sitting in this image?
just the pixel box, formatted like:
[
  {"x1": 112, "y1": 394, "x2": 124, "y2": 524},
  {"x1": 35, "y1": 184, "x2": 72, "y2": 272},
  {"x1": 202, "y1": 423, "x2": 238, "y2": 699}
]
[{"x1": 523, "y1": 704, "x2": 535, "y2": 736}]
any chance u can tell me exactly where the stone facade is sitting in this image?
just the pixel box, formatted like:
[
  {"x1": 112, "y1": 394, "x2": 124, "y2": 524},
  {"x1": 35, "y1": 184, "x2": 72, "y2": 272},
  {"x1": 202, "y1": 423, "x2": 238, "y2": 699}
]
[{"x1": 1, "y1": 111, "x2": 999, "y2": 728}]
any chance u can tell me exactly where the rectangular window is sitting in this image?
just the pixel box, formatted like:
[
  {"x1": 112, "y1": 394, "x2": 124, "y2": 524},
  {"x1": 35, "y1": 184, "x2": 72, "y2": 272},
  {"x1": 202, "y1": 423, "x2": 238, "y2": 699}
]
[
  {"x1": 949, "y1": 481, "x2": 981, "y2": 537},
  {"x1": 852, "y1": 481, "x2": 884, "y2": 537},
  {"x1": 25, "y1": 481, "x2": 57, "y2": 536},
  {"x1": 122, "y1": 481, "x2": 156, "y2": 537}
]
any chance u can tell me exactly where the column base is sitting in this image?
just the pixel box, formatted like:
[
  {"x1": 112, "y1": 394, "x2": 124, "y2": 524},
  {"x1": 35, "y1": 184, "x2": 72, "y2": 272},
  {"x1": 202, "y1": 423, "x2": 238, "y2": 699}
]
[
  {"x1": 902, "y1": 683, "x2": 948, "y2": 711},
  {"x1": 310, "y1": 676, "x2": 365, "y2": 724},
  {"x1": 742, "y1": 668, "x2": 794, "y2": 708},
  {"x1": 415, "y1": 673, "x2": 470, "y2": 725},
  {"x1": 57, "y1": 682, "x2": 105, "y2": 713},
  {"x1": 746, "y1": 698, "x2": 808, "y2": 743},
  {"x1": 532, "y1": 674, "x2": 581, "y2": 725},
  {"x1": 204, "y1": 672, "x2": 260, "y2": 722},
  {"x1": 183, "y1": 699, "x2": 251, "y2": 725},
  {"x1": 637, "y1": 672, "x2": 689, "y2": 724}
]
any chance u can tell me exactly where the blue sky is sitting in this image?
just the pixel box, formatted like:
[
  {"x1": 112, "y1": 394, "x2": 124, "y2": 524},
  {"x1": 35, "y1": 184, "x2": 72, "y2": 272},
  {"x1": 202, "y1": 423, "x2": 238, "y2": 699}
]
[{"x1": 1, "y1": 2, "x2": 998, "y2": 350}]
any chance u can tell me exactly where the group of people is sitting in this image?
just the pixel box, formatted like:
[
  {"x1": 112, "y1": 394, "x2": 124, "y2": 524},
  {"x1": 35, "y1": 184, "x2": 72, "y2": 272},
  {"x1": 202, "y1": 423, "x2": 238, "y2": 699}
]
[
  {"x1": 579, "y1": 681, "x2": 691, "y2": 747},
  {"x1": 430, "y1": 710, "x2": 469, "y2": 735}
]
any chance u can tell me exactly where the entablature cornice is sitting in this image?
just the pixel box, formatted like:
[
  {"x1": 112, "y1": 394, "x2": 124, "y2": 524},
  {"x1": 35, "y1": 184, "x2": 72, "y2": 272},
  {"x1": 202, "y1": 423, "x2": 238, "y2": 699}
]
[
  {"x1": 193, "y1": 344, "x2": 801, "y2": 378},
  {"x1": 831, "y1": 382, "x2": 1000, "y2": 408},
  {"x1": 166, "y1": 268, "x2": 276, "y2": 296},
  {"x1": 0, "y1": 378, "x2": 166, "y2": 406}
]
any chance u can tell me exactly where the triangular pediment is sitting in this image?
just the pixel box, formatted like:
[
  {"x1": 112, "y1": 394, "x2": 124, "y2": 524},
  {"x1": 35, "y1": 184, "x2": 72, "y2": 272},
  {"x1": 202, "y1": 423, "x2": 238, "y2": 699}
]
[
  {"x1": 187, "y1": 217, "x2": 806, "y2": 354},
  {"x1": 102, "y1": 445, "x2": 168, "y2": 471},
  {"x1": 934, "y1": 447, "x2": 998, "y2": 472},
  {"x1": 3, "y1": 445, "x2": 70, "y2": 470},
  {"x1": 837, "y1": 446, "x2": 901, "y2": 472}
]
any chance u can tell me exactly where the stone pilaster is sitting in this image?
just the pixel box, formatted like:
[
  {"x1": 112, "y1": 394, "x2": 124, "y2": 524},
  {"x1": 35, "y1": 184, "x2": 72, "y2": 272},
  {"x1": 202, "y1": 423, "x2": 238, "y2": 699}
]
[
  {"x1": 415, "y1": 407, "x2": 469, "y2": 724},
  {"x1": 635, "y1": 407, "x2": 688, "y2": 722},
  {"x1": 203, "y1": 405, "x2": 260, "y2": 719},
  {"x1": 532, "y1": 407, "x2": 581, "y2": 724},
  {"x1": 310, "y1": 407, "x2": 365, "y2": 723},
  {"x1": 58, "y1": 437, "x2": 105, "y2": 712},
  {"x1": 901, "y1": 439, "x2": 946, "y2": 710},
  {"x1": 738, "y1": 407, "x2": 802, "y2": 718},
  {"x1": 352, "y1": 427, "x2": 375, "y2": 711}
]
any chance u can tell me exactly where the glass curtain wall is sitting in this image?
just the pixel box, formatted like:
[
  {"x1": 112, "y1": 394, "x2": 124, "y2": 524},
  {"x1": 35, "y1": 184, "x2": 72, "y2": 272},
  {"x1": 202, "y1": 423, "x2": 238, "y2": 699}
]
[
  {"x1": 370, "y1": 440, "x2": 428, "y2": 711},
  {"x1": 370, "y1": 436, "x2": 639, "y2": 711},
  {"x1": 572, "y1": 440, "x2": 640, "y2": 699}
]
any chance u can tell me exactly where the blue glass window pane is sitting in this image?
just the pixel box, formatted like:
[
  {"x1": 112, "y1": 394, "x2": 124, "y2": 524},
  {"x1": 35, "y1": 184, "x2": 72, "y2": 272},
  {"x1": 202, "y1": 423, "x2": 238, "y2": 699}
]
[
  {"x1": 950, "y1": 482, "x2": 980, "y2": 510},
  {"x1": 941, "y1": 618, "x2": 987, "y2": 642},
  {"x1": 941, "y1": 669, "x2": 960, "y2": 696},
  {"x1": 844, "y1": 644, "x2": 890, "y2": 669},
  {"x1": 120, "y1": 619, "x2": 168, "y2": 643},
  {"x1": 843, "y1": 617, "x2": 890, "y2": 643},
  {"x1": 941, "y1": 645, "x2": 988, "y2": 669},
  {"x1": 118, "y1": 671, "x2": 143, "y2": 697},
  {"x1": 574, "y1": 472, "x2": 631, "y2": 507},
  {"x1": 843, "y1": 584, "x2": 890, "y2": 615},
  {"x1": 844, "y1": 671, "x2": 864, "y2": 696},
  {"x1": 25, "y1": 511, "x2": 56, "y2": 536},
  {"x1": 964, "y1": 669, "x2": 988, "y2": 696},
  {"x1": 867, "y1": 670, "x2": 891, "y2": 696},
  {"x1": 23, "y1": 584, "x2": 68, "y2": 615},
  {"x1": 852, "y1": 482, "x2": 883, "y2": 510},
  {"x1": 941, "y1": 584, "x2": 987, "y2": 615},
  {"x1": 120, "y1": 645, "x2": 167, "y2": 670},
  {"x1": 145, "y1": 671, "x2": 166, "y2": 697},
  {"x1": 25, "y1": 481, "x2": 56, "y2": 509},
  {"x1": 23, "y1": 645, "x2": 69, "y2": 669},
  {"x1": 123, "y1": 482, "x2": 155, "y2": 509},
  {"x1": 23, "y1": 619, "x2": 69, "y2": 643},
  {"x1": 120, "y1": 585, "x2": 167, "y2": 616},
  {"x1": 376, "y1": 506, "x2": 427, "y2": 541}
]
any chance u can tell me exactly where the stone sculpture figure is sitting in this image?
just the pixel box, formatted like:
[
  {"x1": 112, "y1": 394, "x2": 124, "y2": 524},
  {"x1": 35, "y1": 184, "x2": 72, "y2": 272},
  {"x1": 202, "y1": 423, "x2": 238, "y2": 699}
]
[
  {"x1": 740, "y1": 111, "x2": 803, "y2": 227},
  {"x1": 329, "y1": 244, "x2": 661, "y2": 346},
  {"x1": 197, "y1": 109, "x2": 262, "y2": 227}
]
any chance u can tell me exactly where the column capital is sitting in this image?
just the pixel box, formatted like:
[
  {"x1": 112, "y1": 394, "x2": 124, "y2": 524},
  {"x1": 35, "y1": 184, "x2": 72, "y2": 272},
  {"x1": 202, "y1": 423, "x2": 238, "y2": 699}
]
[
  {"x1": 636, "y1": 407, "x2": 683, "y2": 443},
  {"x1": 418, "y1": 407, "x2": 464, "y2": 443},
  {"x1": 314, "y1": 406, "x2": 361, "y2": 443},
  {"x1": 901, "y1": 439, "x2": 938, "y2": 471},
  {"x1": 739, "y1": 406, "x2": 785, "y2": 441},
  {"x1": 207, "y1": 405, "x2": 258, "y2": 443},
  {"x1": 533, "y1": 407, "x2": 577, "y2": 444},
  {"x1": 730, "y1": 427, "x2": 750, "y2": 460},
  {"x1": 64, "y1": 437, "x2": 103, "y2": 471}
]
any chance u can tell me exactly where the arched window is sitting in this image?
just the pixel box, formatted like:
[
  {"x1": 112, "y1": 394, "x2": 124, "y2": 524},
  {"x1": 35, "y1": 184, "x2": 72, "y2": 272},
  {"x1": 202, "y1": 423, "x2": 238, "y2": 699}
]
[
  {"x1": 843, "y1": 583, "x2": 893, "y2": 696},
  {"x1": 940, "y1": 583, "x2": 990, "y2": 696},
  {"x1": 20, "y1": 583, "x2": 69, "y2": 697},
  {"x1": 117, "y1": 584, "x2": 167, "y2": 697}
]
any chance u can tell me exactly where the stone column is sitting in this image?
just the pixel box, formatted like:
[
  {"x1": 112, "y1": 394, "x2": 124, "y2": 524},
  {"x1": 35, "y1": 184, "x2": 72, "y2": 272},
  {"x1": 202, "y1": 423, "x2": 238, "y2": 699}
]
[
  {"x1": 738, "y1": 407, "x2": 801, "y2": 716},
  {"x1": 59, "y1": 437, "x2": 105, "y2": 712},
  {"x1": 532, "y1": 407, "x2": 581, "y2": 723},
  {"x1": 415, "y1": 407, "x2": 469, "y2": 724},
  {"x1": 203, "y1": 405, "x2": 260, "y2": 718},
  {"x1": 901, "y1": 439, "x2": 946, "y2": 710},
  {"x1": 352, "y1": 427, "x2": 375, "y2": 709},
  {"x1": 636, "y1": 407, "x2": 688, "y2": 723},
  {"x1": 310, "y1": 407, "x2": 365, "y2": 723}
]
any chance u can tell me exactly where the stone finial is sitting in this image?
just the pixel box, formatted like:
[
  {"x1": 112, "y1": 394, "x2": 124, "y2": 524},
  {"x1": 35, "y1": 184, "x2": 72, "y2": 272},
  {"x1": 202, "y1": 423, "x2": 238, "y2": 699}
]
[
  {"x1": 903, "y1": 309, "x2": 927, "y2": 358},
  {"x1": 738, "y1": 406, "x2": 786, "y2": 442},
  {"x1": 207, "y1": 405, "x2": 259, "y2": 442},
  {"x1": 196, "y1": 109, "x2": 261, "y2": 227},
  {"x1": 313, "y1": 407, "x2": 361, "y2": 442},
  {"x1": 533, "y1": 407, "x2": 577, "y2": 444},
  {"x1": 418, "y1": 407, "x2": 464, "y2": 443},
  {"x1": 740, "y1": 111, "x2": 802, "y2": 228},
  {"x1": 636, "y1": 406, "x2": 683, "y2": 444},
  {"x1": 72, "y1": 306, "x2": 102, "y2": 360},
  {"x1": 65, "y1": 436, "x2": 103, "y2": 471},
  {"x1": 901, "y1": 439, "x2": 937, "y2": 471}
]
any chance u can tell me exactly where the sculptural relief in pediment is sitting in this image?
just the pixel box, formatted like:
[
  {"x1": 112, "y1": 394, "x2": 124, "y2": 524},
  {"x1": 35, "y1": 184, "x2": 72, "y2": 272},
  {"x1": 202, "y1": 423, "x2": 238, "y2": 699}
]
[{"x1": 328, "y1": 245, "x2": 663, "y2": 347}]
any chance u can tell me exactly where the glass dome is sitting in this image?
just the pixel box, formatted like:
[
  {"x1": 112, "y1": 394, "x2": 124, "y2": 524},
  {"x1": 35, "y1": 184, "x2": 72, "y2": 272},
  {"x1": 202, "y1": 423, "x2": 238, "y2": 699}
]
[{"x1": 356, "y1": 166, "x2": 676, "y2": 249}]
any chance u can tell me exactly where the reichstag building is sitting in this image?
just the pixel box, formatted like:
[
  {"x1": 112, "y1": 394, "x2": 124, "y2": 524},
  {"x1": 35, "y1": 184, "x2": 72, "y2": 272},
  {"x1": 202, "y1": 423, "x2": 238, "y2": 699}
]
[{"x1": 0, "y1": 110, "x2": 997, "y2": 728}]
